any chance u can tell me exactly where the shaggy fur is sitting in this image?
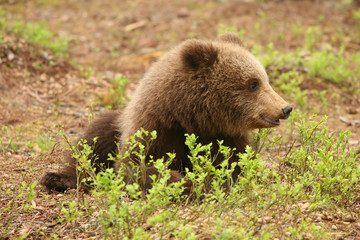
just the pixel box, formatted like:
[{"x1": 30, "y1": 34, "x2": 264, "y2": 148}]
[
  {"x1": 41, "y1": 111, "x2": 122, "y2": 192},
  {"x1": 41, "y1": 33, "x2": 292, "y2": 192}
]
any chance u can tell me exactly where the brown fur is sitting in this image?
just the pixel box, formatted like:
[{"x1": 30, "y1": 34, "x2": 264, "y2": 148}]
[
  {"x1": 41, "y1": 111, "x2": 122, "y2": 192},
  {"x1": 41, "y1": 33, "x2": 292, "y2": 193}
]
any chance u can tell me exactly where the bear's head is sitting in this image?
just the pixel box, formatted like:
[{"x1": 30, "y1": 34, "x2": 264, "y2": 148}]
[{"x1": 179, "y1": 33, "x2": 292, "y2": 135}]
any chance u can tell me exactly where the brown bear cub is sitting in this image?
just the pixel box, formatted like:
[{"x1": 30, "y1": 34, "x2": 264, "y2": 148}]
[{"x1": 41, "y1": 33, "x2": 292, "y2": 192}]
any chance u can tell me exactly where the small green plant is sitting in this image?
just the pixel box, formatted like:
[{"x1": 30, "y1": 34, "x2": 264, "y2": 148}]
[
  {"x1": 314, "y1": 90, "x2": 328, "y2": 112},
  {"x1": 185, "y1": 133, "x2": 236, "y2": 203},
  {"x1": 78, "y1": 64, "x2": 94, "y2": 79},
  {"x1": 5, "y1": 116, "x2": 358, "y2": 239},
  {"x1": 354, "y1": 9, "x2": 360, "y2": 38},
  {"x1": 0, "y1": 126, "x2": 21, "y2": 159},
  {"x1": 217, "y1": 23, "x2": 246, "y2": 38},
  {"x1": 355, "y1": 9, "x2": 360, "y2": 26},
  {"x1": 281, "y1": 116, "x2": 360, "y2": 205},
  {"x1": 275, "y1": 70, "x2": 307, "y2": 107},
  {"x1": 0, "y1": 7, "x2": 5, "y2": 30},
  {"x1": 59, "y1": 200, "x2": 82, "y2": 224},
  {"x1": 61, "y1": 129, "x2": 153, "y2": 238},
  {"x1": 102, "y1": 75, "x2": 129, "y2": 109},
  {"x1": 291, "y1": 22, "x2": 304, "y2": 38},
  {"x1": 252, "y1": 43, "x2": 301, "y2": 71},
  {"x1": 336, "y1": 0, "x2": 353, "y2": 9},
  {"x1": 88, "y1": 129, "x2": 189, "y2": 238},
  {"x1": 31, "y1": 133, "x2": 56, "y2": 152},
  {"x1": 1, "y1": 180, "x2": 38, "y2": 237},
  {"x1": 305, "y1": 47, "x2": 358, "y2": 87},
  {"x1": 286, "y1": 218, "x2": 327, "y2": 239},
  {"x1": 1, "y1": 7, "x2": 69, "y2": 55},
  {"x1": 305, "y1": 26, "x2": 322, "y2": 51},
  {"x1": 11, "y1": 18, "x2": 71, "y2": 56},
  {"x1": 33, "y1": 61, "x2": 45, "y2": 70},
  {"x1": 318, "y1": 15, "x2": 325, "y2": 23}
]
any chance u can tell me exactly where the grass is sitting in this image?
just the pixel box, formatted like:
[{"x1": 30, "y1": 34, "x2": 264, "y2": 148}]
[
  {"x1": 305, "y1": 46, "x2": 360, "y2": 87},
  {"x1": 28, "y1": 133, "x2": 56, "y2": 152},
  {"x1": 70, "y1": 117, "x2": 356, "y2": 238},
  {"x1": 274, "y1": 70, "x2": 307, "y2": 107},
  {"x1": 3, "y1": 115, "x2": 358, "y2": 239},
  {"x1": 248, "y1": 23, "x2": 360, "y2": 112},
  {"x1": 101, "y1": 75, "x2": 129, "y2": 109},
  {"x1": 216, "y1": 23, "x2": 246, "y2": 38},
  {"x1": 0, "y1": 7, "x2": 71, "y2": 56},
  {"x1": 0, "y1": 126, "x2": 20, "y2": 161},
  {"x1": 12, "y1": 19, "x2": 71, "y2": 56}
]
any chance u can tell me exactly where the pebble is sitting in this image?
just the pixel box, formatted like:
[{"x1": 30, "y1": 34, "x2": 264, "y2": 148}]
[{"x1": 7, "y1": 51, "x2": 15, "y2": 61}]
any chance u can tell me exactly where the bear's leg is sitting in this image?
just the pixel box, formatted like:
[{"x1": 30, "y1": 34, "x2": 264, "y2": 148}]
[
  {"x1": 40, "y1": 111, "x2": 122, "y2": 192},
  {"x1": 40, "y1": 160, "x2": 77, "y2": 192}
]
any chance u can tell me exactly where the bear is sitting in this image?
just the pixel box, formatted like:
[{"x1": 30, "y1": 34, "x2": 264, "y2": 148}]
[{"x1": 40, "y1": 33, "x2": 292, "y2": 193}]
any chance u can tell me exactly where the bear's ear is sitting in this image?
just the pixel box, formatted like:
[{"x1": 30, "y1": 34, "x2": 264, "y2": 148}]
[
  {"x1": 218, "y1": 32, "x2": 243, "y2": 46},
  {"x1": 180, "y1": 39, "x2": 219, "y2": 71}
]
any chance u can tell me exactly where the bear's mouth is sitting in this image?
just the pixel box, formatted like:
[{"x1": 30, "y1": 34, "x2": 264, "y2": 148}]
[{"x1": 260, "y1": 115, "x2": 280, "y2": 126}]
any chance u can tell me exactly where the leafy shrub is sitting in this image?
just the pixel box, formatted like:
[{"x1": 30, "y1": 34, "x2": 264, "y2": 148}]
[
  {"x1": 59, "y1": 114, "x2": 358, "y2": 239},
  {"x1": 12, "y1": 19, "x2": 71, "y2": 56},
  {"x1": 102, "y1": 75, "x2": 129, "y2": 109}
]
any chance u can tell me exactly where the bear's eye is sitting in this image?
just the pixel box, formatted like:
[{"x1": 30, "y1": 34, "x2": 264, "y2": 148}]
[{"x1": 249, "y1": 81, "x2": 259, "y2": 92}]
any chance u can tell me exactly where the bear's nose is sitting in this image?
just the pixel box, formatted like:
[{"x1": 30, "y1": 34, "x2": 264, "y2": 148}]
[{"x1": 281, "y1": 105, "x2": 293, "y2": 119}]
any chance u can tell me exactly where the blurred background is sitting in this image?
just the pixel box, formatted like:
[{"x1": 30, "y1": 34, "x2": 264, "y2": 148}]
[{"x1": 1, "y1": 0, "x2": 359, "y2": 139}]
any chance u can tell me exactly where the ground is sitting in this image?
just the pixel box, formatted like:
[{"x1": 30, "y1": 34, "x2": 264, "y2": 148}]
[{"x1": 1, "y1": 0, "x2": 360, "y2": 239}]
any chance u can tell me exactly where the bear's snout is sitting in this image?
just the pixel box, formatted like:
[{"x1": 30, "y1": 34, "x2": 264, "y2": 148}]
[{"x1": 281, "y1": 105, "x2": 293, "y2": 119}]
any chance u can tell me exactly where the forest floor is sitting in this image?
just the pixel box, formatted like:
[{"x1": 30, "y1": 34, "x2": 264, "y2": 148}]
[{"x1": 1, "y1": 0, "x2": 360, "y2": 239}]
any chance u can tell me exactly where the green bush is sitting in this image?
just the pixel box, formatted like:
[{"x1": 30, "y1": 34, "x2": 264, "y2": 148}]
[{"x1": 56, "y1": 114, "x2": 358, "y2": 239}]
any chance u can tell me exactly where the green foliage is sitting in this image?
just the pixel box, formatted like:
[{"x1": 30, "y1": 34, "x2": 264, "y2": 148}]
[
  {"x1": 4, "y1": 114, "x2": 359, "y2": 239},
  {"x1": 102, "y1": 75, "x2": 129, "y2": 109},
  {"x1": 0, "y1": 126, "x2": 20, "y2": 160},
  {"x1": 29, "y1": 133, "x2": 56, "y2": 152},
  {"x1": 86, "y1": 129, "x2": 191, "y2": 238},
  {"x1": 77, "y1": 64, "x2": 94, "y2": 79},
  {"x1": 291, "y1": 22, "x2": 304, "y2": 38},
  {"x1": 304, "y1": 26, "x2": 322, "y2": 51},
  {"x1": 0, "y1": 7, "x2": 5, "y2": 30},
  {"x1": 286, "y1": 218, "x2": 328, "y2": 240},
  {"x1": 274, "y1": 70, "x2": 307, "y2": 107},
  {"x1": 59, "y1": 201, "x2": 82, "y2": 224},
  {"x1": 251, "y1": 26, "x2": 360, "y2": 100},
  {"x1": 217, "y1": 23, "x2": 246, "y2": 38},
  {"x1": 335, "y1": 0, "x2": 353, "y2": 8},
  {"x1": 66, "y1": 116, "x2": 358, "y2": 239},
  {"x1": 354, "y1": 8, "x2": 360, "y2": 38},
  {"x1": 281, "y1": 116, "x2": 360, "y2": 205},
  {"x1": 314, "y1": 90, "x2": 328, "y2": 112},
  {"x1": 252, "y1": 43, "x2": 301, "y2": 70},
  {"x1": 185, "y1": 134, "x2": 235, "y2": 203},
  {"x1": 12, "y1": 19, "x2": 70, "y2": 56},
  {"x1": 0, "y1": 9, "x2": 70, "y2": 56},
  {"x1": 1, "y1": 181, "x2": 38, "y2": 237},
  {"x1": 354, "y1": 9, "x2": 360, "y2": 26},
  {"x1": 305, "y1": 47, "x2": 354, "y2": 84}
]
